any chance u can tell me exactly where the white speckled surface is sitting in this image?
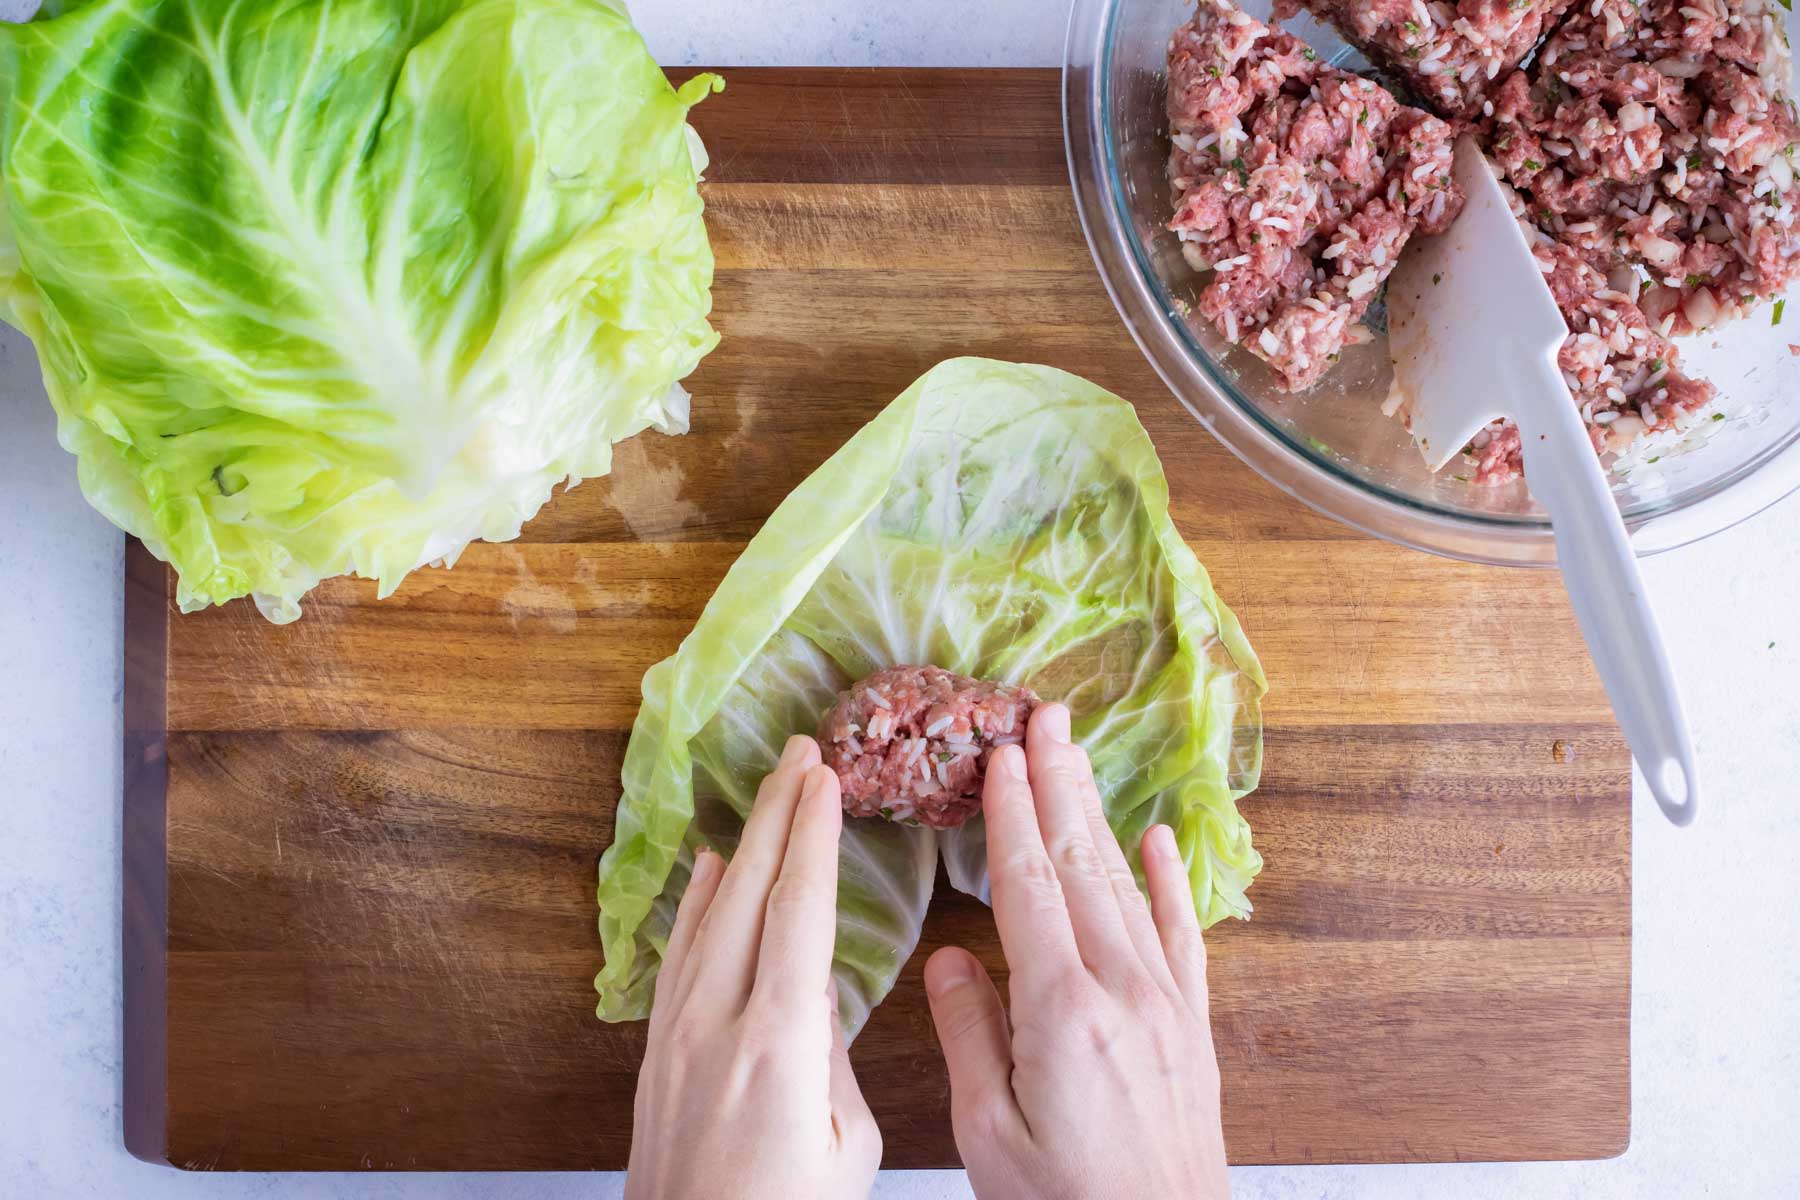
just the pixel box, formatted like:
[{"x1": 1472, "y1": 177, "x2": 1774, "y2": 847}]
[{"x1": 2, "y1": 2, "x2": 1797, "y2": 1196}]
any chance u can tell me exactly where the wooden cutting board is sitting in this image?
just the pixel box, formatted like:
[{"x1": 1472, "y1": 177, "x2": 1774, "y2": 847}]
[{"x1": 122, "y1": 68, "x2": 1630, "y2": 1171}]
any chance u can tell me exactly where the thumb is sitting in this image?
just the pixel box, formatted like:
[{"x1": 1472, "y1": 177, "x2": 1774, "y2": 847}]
[{"x1": 924, "y1": 947, "x2": 1018, "y2": 1133}]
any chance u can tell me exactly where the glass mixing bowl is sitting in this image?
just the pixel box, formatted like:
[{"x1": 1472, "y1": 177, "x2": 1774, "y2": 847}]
[{"x1": 1065, "y1": 0, "x2": 1800, "y2": 565}]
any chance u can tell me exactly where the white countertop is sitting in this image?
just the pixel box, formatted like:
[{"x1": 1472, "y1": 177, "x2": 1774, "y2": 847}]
[{"x1": 3, "y1": 2, "x2": 1797, "y2": 1196}]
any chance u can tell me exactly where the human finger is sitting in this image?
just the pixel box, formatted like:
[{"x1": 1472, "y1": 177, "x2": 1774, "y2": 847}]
[
  {"x1": 1040, "y1": 708, "x2": 1177, "y2": 992},
  {"x1": 1085, "y1": 799, "x2": 1180, "y2": 994},
  {"x1": 924, "y1": 947, "x2": 1021, "y2": 1140},
  {"x1": 749, "y1": 764, "x2": 844, "y2": 1016},
  {"x1": 981, "y1": 743, "x2": 1081, "y2": 983},
  {"x1": 1141, "y1": 823, "x2": 1211, "y2": 1009},
  {"x1": 672, "y1": 735, "x2": 819, "y2": 1013},
  {"x1": 650, "y1": 849, "x2": 724, "y2": 1038},
  {"x1": 1024, "y1": 705, "x2": 1139, "y2": 979}
]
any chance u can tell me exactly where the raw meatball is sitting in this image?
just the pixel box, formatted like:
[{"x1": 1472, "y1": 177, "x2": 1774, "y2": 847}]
[{"x1": 817, "y1": 666, "x2": 1039, "y2": 829}]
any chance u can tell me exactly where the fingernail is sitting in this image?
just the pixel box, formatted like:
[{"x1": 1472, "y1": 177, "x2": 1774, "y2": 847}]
[
  {"x1": 802, "y1": 764, "x2": 829, "y2": 799},
  {"x1": 997, "y1": 743, "x2": 1027, "y2": 780},
  {"x1": 783, "y1": 734, "x2": 813, "y2": 762},
  {"x1": 926, "y1": 950, "x2": 975, "y2": 998},
  {"x1": 693, "y1": 849, "x2": 720, "y2": 879},
  {"x1": 1038, "y1": 703, "x2": 1071, "y2": 744},
  {"x1": 1149, "y1": 824, "x2": 1179, "y2": 859}
]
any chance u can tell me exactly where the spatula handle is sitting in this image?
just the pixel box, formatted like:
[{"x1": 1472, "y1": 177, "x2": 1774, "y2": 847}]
[{"x1": 1515, "y1": 348, "x2": 1699, "y2": 825}]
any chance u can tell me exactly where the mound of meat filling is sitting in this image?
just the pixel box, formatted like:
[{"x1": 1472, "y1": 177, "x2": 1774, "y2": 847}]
[
  {"x1": 1486, "y1": 0, "x2": 1800, "y2": 335},
  {"x1": 1454, "y1": 219, "x2": 1718, "y2": 484},
  {"x1": 1275, "y1": 0, "x2": 1580, "y2": 119},
  {"x1": 816, "y1": 666, "x2": 1039, "y2": 830},
  {"x1": 1167, "y1": 0, "x2": 1464, "y2": 391}
]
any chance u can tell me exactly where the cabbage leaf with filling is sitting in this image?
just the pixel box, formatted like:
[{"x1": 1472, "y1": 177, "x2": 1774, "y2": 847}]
[{"x1": 596, "y1": 358, "x2": 1267, "y2": 1034}]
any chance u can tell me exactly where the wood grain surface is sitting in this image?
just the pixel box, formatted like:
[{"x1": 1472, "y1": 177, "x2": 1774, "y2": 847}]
[{"x1": 123, "y1": 68, "x2": 1631, "y2": 1172}]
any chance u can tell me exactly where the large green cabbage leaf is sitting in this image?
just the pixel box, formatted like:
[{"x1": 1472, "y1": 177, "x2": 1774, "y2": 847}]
[
  {"x1": 0, "y1": 0, "x2": 720, "y2": 621},
  {"x1": 596, "y1": 358, "x2": 1267, "y2": 1034}
]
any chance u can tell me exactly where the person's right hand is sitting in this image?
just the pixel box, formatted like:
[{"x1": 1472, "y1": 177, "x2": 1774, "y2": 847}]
[{"x1": 923, "y1": 703, "x2": 1230, "y2": 1200}]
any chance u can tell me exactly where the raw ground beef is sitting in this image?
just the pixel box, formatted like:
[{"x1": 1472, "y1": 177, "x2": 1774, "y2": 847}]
[
  {"x1": 1486, "y1": 0, "x2": 1800, "y2": 335},
  {"x1": 816, "y1": 666, "x2": 1038, "y2": 829},
  {"x1": 1167, "y1": 0, "x2": 1464, "y2": 390},
  {"x1": 1459, "y1": 209, "x2": 1718, "y2": 483},
  {"x1": 1164, "y1": 0, "x2": 1789, "y2": 477},
  {"x1": 1275, "y1": 0, "x2": 1579, "y2": 118}
]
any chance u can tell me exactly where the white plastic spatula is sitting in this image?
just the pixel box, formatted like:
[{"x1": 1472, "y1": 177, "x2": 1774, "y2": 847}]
[{"x1": 1387, "y1": 135, "x2": 1699, "y2": 825}]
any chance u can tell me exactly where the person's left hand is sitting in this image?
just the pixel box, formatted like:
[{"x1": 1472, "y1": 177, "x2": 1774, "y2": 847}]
[{"x1": 625, "y1": 735, "x2": 881, "y2": 1200}]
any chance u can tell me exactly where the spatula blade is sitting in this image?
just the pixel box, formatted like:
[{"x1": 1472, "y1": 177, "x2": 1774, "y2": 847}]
[{"x1": 1387, "y1": 135, "x2": 1570, "y2": 472}]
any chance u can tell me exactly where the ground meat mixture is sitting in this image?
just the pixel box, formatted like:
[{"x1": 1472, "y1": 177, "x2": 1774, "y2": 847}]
[
  {"x1": 1461, "y1": 217, "x2": 1718, "y2": 483},
  {"x1": 816, "y1": 666, "x2": 1038, "y2": 830},
  {"x1": 1167, "y1": 0, "x2": 1464, "y2": 390},
  {"x1": 1166, "y1": 0, "x2": 1788, "y2": 474},
  {"x1": 1486, "y1": 0, "x2": 1800, "y2": 335},
  {"x1": 1275, "y1": 0, "x2": 1579, "y2": 118}
]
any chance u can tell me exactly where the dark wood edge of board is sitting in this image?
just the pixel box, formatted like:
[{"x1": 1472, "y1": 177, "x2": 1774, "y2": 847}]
[
  {"x1": 123, "y1": 538, "x2": 170, "y2": 1165},
  {"x1": 663, "y1": 65, "x2": 1062, "y2": 89},
  {"x1": 664, "y1": 66, "x2": 1068, "y2": 187}
]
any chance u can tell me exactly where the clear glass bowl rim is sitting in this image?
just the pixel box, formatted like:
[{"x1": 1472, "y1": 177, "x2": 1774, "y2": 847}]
[{"x1": 1062, "y1": 0, "x2": 1800, "y2": 567}]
